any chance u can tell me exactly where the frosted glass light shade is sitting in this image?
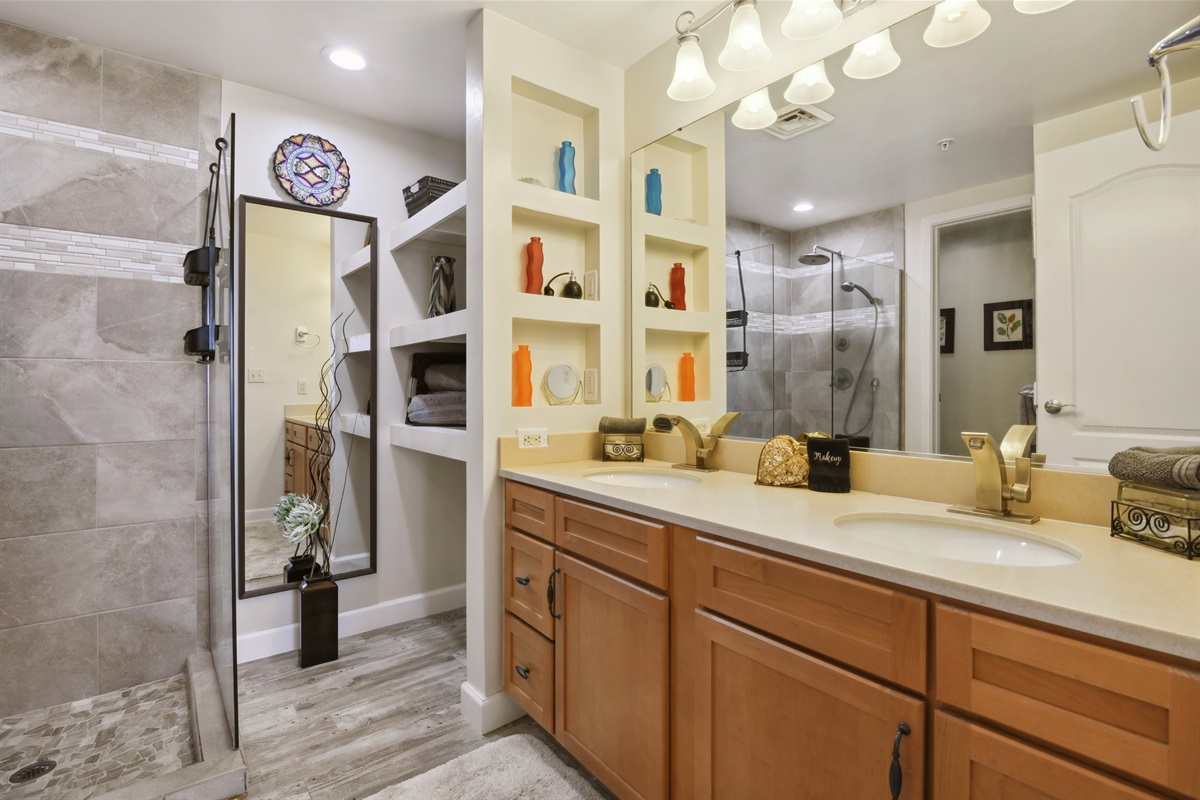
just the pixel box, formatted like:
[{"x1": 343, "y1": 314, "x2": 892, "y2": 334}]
[
  {"x1": 784, "y1": 61, "x2": 835, "y2": 105},
  {"x1": 924, "y1": 0, "x2": 990, "y2": 47},
  {"x1": 782, "y1": 0, "x2": 843, "y2": 41},
  {"x1": 731, "y1": 88, "x2": 778, "y2": 130},
  {"x1": 719, "y1": 1, "x2": 772, "y2": 72},
  {"x1": 843, "y1": 30, "x2": 901, "y2": 80},
  {"x1": 668, "y1": 34, "x2": 716, "y2": 101},
  {"x1": 1013, "y1": 0, "x2": 1074, "y2": 13}
]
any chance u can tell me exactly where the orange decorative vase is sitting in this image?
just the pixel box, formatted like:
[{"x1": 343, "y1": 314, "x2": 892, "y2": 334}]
[
  {"x1": 514, "y1": 345, "x2": 533, "y2": 406},
  {"x1": 680, "y1": 352, "x2": 696, "y2": 402},
  {"x1": 525, "y1": 237, "x2": 544, "y2": 295},
  {"x1": 669, "y1": 262, "x2": 687, "y2": 311}
]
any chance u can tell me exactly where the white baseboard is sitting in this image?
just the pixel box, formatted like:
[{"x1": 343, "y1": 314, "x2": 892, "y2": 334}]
[
  {"x1": 459, "y1": 681, "x2": 525, "y2": 734},
  {"x1": 236, "y1": 583, "x2": 466, "y2": 663},
  {"x1": 245, "y1": 506, "x2": 274, "y2": 524}
]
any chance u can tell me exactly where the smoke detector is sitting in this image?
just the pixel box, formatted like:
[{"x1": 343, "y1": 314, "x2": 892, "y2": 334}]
[{"x1": 761, "y1": 103, "x2": 835, "y2": 141}]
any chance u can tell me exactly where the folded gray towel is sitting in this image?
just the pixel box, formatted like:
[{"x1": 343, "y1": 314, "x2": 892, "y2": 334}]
[
  {"x1": 424, "y1": 363, "x2": 466, "y2": 392},
  {"x1": 1018, "y1": 385, "x2": 1036, "y2": 426},
  {"x1": 598, "y1": 416, "x2": 647, "y2": 435},
  {"x1": 407, "y1": 391, "x2": 466, "y2": 426},
  {"x1": 1108, "y1": 446, "x2": 1200, "y2": 491}
]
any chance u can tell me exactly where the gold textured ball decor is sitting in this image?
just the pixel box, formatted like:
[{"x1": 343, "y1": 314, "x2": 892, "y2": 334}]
[{"x1": 755, "y1": 433, "x2": 831, "y2": 488}]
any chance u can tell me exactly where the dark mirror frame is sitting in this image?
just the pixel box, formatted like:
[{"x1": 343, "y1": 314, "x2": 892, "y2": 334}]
[{"x1": 235, "y1": 195, "x2": 378, "y2": 599}]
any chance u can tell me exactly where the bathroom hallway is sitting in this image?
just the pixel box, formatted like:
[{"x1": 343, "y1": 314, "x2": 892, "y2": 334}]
[{"x1": 238, "y1": 609, "x2": 611, "y2": 800}]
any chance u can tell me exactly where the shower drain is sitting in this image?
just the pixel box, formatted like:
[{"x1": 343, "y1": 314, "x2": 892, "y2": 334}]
[{"x1": 8, "y1": 760, "x2": 57, "y2": 784}]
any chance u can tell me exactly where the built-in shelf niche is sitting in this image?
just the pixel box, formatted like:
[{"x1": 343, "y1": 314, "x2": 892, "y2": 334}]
[
  {"x1": 639, "y1": 134, "x2": 709, "y2": 225},
  {"x1": 645, "y1": 235, "x2": 710, "y2": 313},
  {"x1": 512, "y1": 206, "x2": 599, "y2": 297},
  {"x1": 338, "y1": 243, "x2": 372, "y2": 279},
  {"x1": 338, "y1": 412, "x2": 371, "y2": 438},
  {"x1": 644, "y1": 328, "x2": 712, "y2": 403},
  {"x1": 512, "y1": 318, "x2": 599, "y2": 408},
  {"x1": 390, "y1": 422, "x2": 467, "y2": 462},
  {"x1": 346, "y1": 333, "x2": 371, "y2": 353},
  {"x1": 389, "y1": 310, "x2": 467, "y2": 348},
  {"x1": 511, "y1": 77, "x2": 600, "y2": 201}
]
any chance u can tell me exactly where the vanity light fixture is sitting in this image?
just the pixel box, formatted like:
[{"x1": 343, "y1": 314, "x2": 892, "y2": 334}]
[
  {"x1": 731, "y1": 87, "x2": 778, "y2": 130},
  {"x1": 842, "y1": 29, "x2": 901, "y2": 79},
  {"x1": 322, "y1": 46, "x2": 367, "y2": 71},
  {"x1": 793, "y1": 201, "x2": 815, "y2": 212},
  {"x1": 924, "y1": 0, "x2": 991, "y2": 48},
  {"x1": 668, "y1": 33, "x2": 717, "y2": 101},
  {"x1": 782, "y1": 0, "x2": 843, "y2": 41},
  {"x1": 1013, "y1": 0, "x2": 1074, "y2": 14},
  {"x1": 784, "y1": 60, "x2": 835, "y2": 104},
  {"x1": 718, "y1": 0, "x2": 771, "y2": 71}
]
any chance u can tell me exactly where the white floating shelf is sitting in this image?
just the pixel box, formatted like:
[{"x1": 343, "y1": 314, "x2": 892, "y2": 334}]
[
  {"x1": 346, "y1": 333, "x2": 371, "y2": 353},
  {"x1": 390, "y1": 422, "x2": 467, "y2": 461},
  {"x1": 642, "y1": 216, "x2": 710, "y2": 250},
  {"x1": 389, "y1": 310, "x2": 468, "y2": 348},
  {"x1": 388, "y1": 182, "x2": 468, "y2": 252},
  {"x1": 339, "y1": 413, "x2": 371, "y2": 438},
  {"x1": 510, "y1": 180, "x2": 602, "y2": 226},
  {"x1": 338, "y1": 244, "x2": 372, "y2": 279},
  {"x1": 510, "y1": 292, "x2": 603, "y2": 326},
  {"x1": 641, "y1": 308, "x2": 717, "y2": 333}
]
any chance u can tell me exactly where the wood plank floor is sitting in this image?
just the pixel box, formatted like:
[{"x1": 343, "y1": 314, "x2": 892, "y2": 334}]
[{"x1": 237, "y1": 609, "x2": 613, "y2": 800}]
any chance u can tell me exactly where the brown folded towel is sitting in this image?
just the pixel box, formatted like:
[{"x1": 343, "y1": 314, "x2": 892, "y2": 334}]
[
  {"x1": 1108, "y1": 446, "x2": 1200, "y2": 491},
  {"x1": 598, "y1": 417, "x2": 647, "y2": 435}
]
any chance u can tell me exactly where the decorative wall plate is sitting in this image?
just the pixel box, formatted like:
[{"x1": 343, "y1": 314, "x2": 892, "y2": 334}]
[{"x1": 273, "y1": 133, "x2": 350, "y2": 207}]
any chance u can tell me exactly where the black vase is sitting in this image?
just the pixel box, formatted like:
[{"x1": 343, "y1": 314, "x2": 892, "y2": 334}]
[
  {"x1": 284, "y1": 553, "x2": 315, "y2": 583},
  {"x1": 298, "y1": 574, "x2": 338, "y2": 668}
]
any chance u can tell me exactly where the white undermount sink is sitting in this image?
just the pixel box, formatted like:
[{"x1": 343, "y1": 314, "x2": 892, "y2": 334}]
[
  {"x1": 583, "y1": 469, "x2": 703, "y2": 489},
  {"x1": 833, "y1": 512, "x2": 1081, "y2": 567}
]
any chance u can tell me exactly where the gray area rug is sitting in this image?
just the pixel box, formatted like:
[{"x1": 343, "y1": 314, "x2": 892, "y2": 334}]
[{"x1": 364, "y1": 734, "x2": 604, "y2": 800}]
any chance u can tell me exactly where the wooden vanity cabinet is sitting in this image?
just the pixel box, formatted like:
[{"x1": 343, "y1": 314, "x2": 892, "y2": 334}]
[{"x1": 284, "y1": 421, "x2": 311, "y2": 498}]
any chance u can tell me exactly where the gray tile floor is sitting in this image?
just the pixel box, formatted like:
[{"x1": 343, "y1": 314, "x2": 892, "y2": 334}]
[{"x1": 0, "y1": 673, "x2": 194, "y2": 799}]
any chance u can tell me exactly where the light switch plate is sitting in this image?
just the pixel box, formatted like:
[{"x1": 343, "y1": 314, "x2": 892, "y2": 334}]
[
  {"x1": 584, "y1": 368, "x2": 598, "y2": 402},
  {"x1": 584, "y1": 271, "x2": 598, "y2": 301}
]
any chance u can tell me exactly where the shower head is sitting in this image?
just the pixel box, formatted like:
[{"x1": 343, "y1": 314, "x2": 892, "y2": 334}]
[
  {"x1": 798, "y1": 251, "x2": 830, "y2": 266},
  {"x1": 841, "y1": 281, "x2": 881, "y2": 305}
]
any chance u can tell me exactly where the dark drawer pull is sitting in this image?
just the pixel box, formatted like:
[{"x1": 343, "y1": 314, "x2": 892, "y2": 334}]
[
  {"x1": 515, "y1": 665, "x2": 530, "y2": 680},
  {"x1": 547, "y1": 566, "x2": 562, "y2": 620},
  {"x1": 889, "y1": 721, "x2": 911, "y2": 800},
  {"x1": 514, "y1": 576, "x2": 531, "y2": 586}
]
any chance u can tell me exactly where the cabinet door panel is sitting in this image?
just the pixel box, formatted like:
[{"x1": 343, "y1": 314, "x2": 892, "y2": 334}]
[
  {"x1": 934, "y1": 712, "x2": 1162, "y2": 800},
  {"x1": 555, "y1": 552, "x2": 668, "y2": 800},
  {"x1": 937, "y1": 605, "x2": 1200, "y2": 797},
  {"x1": 695, "y1": 609, "x2": 925, "y2": 800},
  {"x1": 504, "y1": 527, "x2": 556, "y2": 639},
  {"x1": 697, "y1": 536, "x2": 926, "y2": 691}
]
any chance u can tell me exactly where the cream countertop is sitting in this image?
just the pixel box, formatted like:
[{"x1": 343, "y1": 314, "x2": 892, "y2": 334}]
[
  {"x1": 285, "y1": 414, "x2": 318, "y2": 426},
  {"x1": 500, "y1": 459, "x2": 1200, "y2": 661}
]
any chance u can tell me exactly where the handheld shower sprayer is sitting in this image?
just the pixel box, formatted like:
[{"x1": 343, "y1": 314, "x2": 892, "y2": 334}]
[{"x1": 841, "y1": 281, "x2": 881, "y2": 305}]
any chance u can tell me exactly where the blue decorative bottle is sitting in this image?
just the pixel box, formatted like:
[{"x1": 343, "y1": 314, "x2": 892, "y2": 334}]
[
  {"x1": 645, "y1": 168, "x2": 663, "y2": 215},
  {"x1": 557, "y1": 141, "x2": 576, "y2": 195}
]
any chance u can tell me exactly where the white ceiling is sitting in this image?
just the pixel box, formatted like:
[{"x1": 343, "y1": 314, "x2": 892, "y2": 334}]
[{"x1": 0, "y1": 0, "x2": 708, "y2": 141}]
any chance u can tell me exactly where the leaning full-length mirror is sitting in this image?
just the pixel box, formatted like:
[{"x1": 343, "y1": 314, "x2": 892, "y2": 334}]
[
  {"x1": 630, "y1": 0, "x2": 1200, "y2": 467},
  {"x1": 237, "y1": 197, "x2": 377, "y2": 597}
]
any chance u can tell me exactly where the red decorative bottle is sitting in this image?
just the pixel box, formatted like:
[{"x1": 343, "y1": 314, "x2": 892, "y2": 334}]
[
  {"x1": 669, "y1": 262, "x2": 687, "y2": 311},
  {"x1": 525, "y1": 237, "x2": 544, "y2": 294}
]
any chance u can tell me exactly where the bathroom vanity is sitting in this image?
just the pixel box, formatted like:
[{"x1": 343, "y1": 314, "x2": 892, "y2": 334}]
[
  {"x1": 500, "y1": 463, "x2": 1199, "y2": 800},
  {"x1": 282, "y1": 412, "x2": 326, "y2": 515}
]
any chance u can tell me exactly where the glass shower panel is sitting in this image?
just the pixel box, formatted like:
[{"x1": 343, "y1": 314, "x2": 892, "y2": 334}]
[{"x1": 726, "y1": 243, "x2": 777, "y2": 439}]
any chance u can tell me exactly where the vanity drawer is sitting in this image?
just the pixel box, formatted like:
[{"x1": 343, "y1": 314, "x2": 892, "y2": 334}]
[
  {"x1": 556, "y1": 498, "x2": 668, "y2": 589},
  {"x1": 285, "y1": 422, "x2": 306, "y2": 447},
  {"x1": 695, "y1": 537, "x2": 926, "y2": 692},
  {"x1": 306, "y1": 426, "x2": 320, "y2": 452},
  {"x1": 503, "y1": 612, "x2": 555, "y2": 732},
  {"x1": 505, "y1": 482, "x2": 556, "y2": 543},
  {"x1": 936, "y1": 605, "x2": 1200, "y2": 796},
  {"x1": 504, "y1": 527, "x2": 556, "y2": 639}
]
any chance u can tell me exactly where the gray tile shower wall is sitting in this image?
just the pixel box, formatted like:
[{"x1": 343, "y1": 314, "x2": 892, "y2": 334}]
[{"x1": 0, "y1": 20, "x2": 220, "y2": 716}]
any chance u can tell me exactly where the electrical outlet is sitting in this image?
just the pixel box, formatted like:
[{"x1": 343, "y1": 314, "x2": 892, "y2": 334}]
[
  {"x1": 295, "y1": 326, "x2": 308, "y2": 343},
  {"x1": 692, "y1": 417, "x2": 712, "y2": 435},
  {"x1": 584, "y1": 271, "x2": 599, "y2": 301},
  {"x1": 297, "y1": 380, "x2": 308, "y2": 395},
  {"x1": 583, "y1": 368, "x2": 599, "y2": 402},
  {"x1": 517, "y1": 427, "x2": 549, "y2": 448},
  {"x1": 247, "y1": 368, "x2": 265, "y2": 383}
]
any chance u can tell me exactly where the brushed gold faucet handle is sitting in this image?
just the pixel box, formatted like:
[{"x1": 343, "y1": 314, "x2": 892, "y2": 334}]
[
  {"x1": 1000, "y1": 424, "x2": 1037, "y2": 461},
  {"x1": 710, "y1": 411, "x2": 741, "y2": 438}
]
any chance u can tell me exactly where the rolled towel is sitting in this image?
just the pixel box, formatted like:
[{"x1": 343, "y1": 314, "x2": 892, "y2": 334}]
[
  {"x1": 423, "y1": 362, "x2": 466, "y2": 392},
  {"x1": 598, "y1": 416, "x2": 647, "y2": 435},
  {"x1": 1108, "y1": 446, "x2": 1200, "y2": 491}
]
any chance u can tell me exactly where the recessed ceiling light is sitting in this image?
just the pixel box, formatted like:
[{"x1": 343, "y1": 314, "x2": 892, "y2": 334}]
[
  {"x1": 793, "y1": 202, "x2": 815, "y2": 212},
  {"x1": 322, "y1": 46, "x2": 367, "y2": 71}
]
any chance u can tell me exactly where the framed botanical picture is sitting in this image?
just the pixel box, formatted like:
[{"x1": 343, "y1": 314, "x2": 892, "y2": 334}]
[
  {"x1": 983, "y1": 299, "x2": 1033, "y2": 351},
  {"x1": 939, "y1": 308, "x2": 955, "y2": 354}
]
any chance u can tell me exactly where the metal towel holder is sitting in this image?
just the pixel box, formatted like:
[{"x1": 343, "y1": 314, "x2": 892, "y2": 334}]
[{"x1": 1131, "y1": 14, "x2": 1200, "y2": 152}]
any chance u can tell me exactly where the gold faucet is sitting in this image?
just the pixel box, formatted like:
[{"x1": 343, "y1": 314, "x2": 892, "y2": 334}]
[
  {"x1": 654, "y1": 412, "x2": 740, "y2": 472},
  {"x1": 949, "y1": 424, "x2": 1040, "y2": 523}
]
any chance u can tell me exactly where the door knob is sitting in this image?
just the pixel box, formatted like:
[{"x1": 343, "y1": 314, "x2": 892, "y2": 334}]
[{"x1": 1043, "y1": 399, "x2": 1076, "y2": 415}]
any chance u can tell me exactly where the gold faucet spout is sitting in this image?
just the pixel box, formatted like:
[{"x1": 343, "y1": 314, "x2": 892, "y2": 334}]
[{"x1": 949, "y1": 426, "x2": 1039, "y2": 523}]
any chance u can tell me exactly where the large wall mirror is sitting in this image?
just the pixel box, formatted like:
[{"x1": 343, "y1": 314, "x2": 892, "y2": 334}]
[
  {"x1": 237, "y1": 196, "x2": 377, "y2": 597},
  {"x1": 630, "y1": 0, "x2": 1200, "y2": 468}
]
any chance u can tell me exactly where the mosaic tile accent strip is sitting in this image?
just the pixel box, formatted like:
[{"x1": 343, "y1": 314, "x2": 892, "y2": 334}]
[
  {"x1": 0, "y1": 222, "x2": 190, "y2": 283},
  {"x1": 0, "y1": 111, "x2": 199, "y2": 170},
  {"x1": 0, "y1": 673, "x2": 194, "y2": 799}
]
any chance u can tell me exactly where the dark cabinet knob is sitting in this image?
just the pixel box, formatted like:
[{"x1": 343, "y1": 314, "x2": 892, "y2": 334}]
[
  {"x1": 515, "y1": 576, "x2": 531, "y2": 586},
  {"x1": 515, "y1": 665, "x2": 530, "y2": 680}
]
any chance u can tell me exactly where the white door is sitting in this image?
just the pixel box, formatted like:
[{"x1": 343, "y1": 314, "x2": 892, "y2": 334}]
[{"x1": 1034, "y1": 110, "x2": 1200, "y2": 468}]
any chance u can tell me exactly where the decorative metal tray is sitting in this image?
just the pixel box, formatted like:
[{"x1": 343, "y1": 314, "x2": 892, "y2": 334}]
[{"x1": 1111, "y1": 482, "x2": 1200, "y2": 560}]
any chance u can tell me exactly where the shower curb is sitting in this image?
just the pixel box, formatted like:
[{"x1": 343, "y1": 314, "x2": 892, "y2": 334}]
[{"x1": 91, "y1": 652, "x2": 246, "y2": 800}]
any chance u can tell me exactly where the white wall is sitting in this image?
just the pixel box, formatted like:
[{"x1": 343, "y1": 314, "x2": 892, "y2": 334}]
[
  {"x1": 222, "y1": 81, "x2": 469, "y2": 659},
  {"x1": 244, "y1": 228, "x2": 331, "y2": 510}
]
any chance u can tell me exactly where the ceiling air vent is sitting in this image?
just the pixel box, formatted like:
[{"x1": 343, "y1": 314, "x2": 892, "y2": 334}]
[{"x1": 762, "y1": 103, "x2": 835, "y2": 141}]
